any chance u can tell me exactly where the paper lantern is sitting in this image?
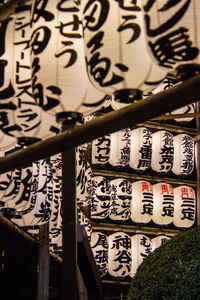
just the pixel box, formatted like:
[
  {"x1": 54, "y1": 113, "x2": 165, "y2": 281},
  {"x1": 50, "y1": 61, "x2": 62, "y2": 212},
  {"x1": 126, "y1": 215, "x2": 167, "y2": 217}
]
[
  {"x1": 130, "y1": 234, "x2": 152, "y2": 277},
  {"x1": 131, "y1": 180, "x2": 153, "y2": 224},
  {"x1": 91, "y1": 176, "x2": 111, "y2": 220},
  {"x1": 77, "y1": 208, "x2": 92, "y2": 242},
  {"x1": 90, "y1": 231, "x2": 108, "y2": 277},
  {"x1": 142, "y1": 0, "x2": 200, "y2": 78},
  {"x1": 109, "y1": 129, "x2": 131, "y2": 168},
  {"x1": 76, "y1": 147, "x2": 92, "y2": 207},
  {"x1": 30, "y1": 0, "x2": 106, "y2": 119},
  {"x1": 109, "y1": 178, "x2": 131, "y2": 221},
  {"x1": 173, "y1": 185, "x2": 196, "y2": 228},
  {"x1": 81, "y1": 0, "x2": 166, "y2": 108},
  {"x1": 151, "y1": 130, "x2": 174, "y2": 173},
  {"x1": 92, "y1": 134, "x2": 111, "y2": 166},
  {"x1": 151, "y1": 235, "x2": 170, "y2": 252},
  {"x1": 108, "y1": 232, "x2": 131, "y2": 277},
  {"x1": 172, "y1": 133, "x2": 194, "y2": 176},
  {"x1": 129, "y1": 127, "x2": 152, "y2": 171},
  {"x1": 152, "y1": 183, "x2": 174, "y2": 226}
]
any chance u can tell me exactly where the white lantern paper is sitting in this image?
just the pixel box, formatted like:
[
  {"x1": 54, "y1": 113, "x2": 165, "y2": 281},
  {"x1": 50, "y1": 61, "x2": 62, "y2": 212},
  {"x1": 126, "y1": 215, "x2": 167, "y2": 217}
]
[
  {"x1": 81, "y1": 0, "x2": 166, "y2": 98},
  {"x1": 90, "y1": 231, "x2": 108, "y2": 277},
  {"x1": 108, "y1": 232, "x2": 131, "y2": 277},
  {"x1": 173, "y1": 185, "x2": 196, "y2": 229},
  {"x1": 76, "y1": 147, "x2": 92, "y2": 207},
  {"x1": 77, "y1": 208, "x2": 92, "y2": 242},
  {"x1": 30, "y1": 0, "x2": 106, "y2": 117},
  {"x1": 152, "y1": 183, "x2": 174, "y2": 226},
  {"x1": 172, "y1": 134, "x2": 194, "y2": 176},
  {"x1": 131, "y1": 180, "x2": 153, "y2": 224},
  {"x1": 130, "y1": 234, "x2": 152, "y2": 277},
  {"x1": 130, "y1": 127, "x2": 152, "y2": 171},
  {"x1": 151, "y1": 130, "x2": 174, "y2": 173},
  {"x1": 92, "y1": 135, "x2": 111, "y2": 166},
  {"x1": 151, "y1": 235, "x2": 170, "y2": 253},
  {"x1": 91, "y1": 176, "x2": 111, "y2": 220},
  {"x1": 142, "y1": 0, "x2": 200, "y2": 74},
  {"x1": 109, "y1": 178, "x2": 131, "y2": 221},
  {"x1": 109, "y1": 129, "x2": 131, "y2": 168}
]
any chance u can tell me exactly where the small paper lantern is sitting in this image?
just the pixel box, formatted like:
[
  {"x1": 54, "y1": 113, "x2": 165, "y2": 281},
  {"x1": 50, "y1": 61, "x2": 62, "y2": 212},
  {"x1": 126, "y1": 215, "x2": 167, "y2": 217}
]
[
  {"x1": 109, "y1": 178, "x2": 131, "y2": 221},
  {"x1": 173, "y1": 185, "x2": 196, "y2": 228},
  {"x1": 129, "y1": 127, "x2": 152, "y2": 171},
  {"x1": 90, "y1": 231, "x2": 108, "y2": 277},
  {"x1": 130, "y1": 234, "x2": 152, "y2": 277},
  {"x1": 142, "y1": 0, "x2": 200, "y2": 77},
  {"x1": 91, "y1": 176, "x2": 111, "y2": 220},
  {"x1": 81, "y1": 0, "x2": 166, "y2": 107},
  {"x1": 30, "y1": 0, "x2": 106, "y2": 118},
  {"x1": 76, "y1": 147, "x2": 92, "y2": 207},
  {"x1": 92, "y1": 135, "x2": 111, "y2": 166},
  {"x1": 131, "y1": 180, "x2": 153, "y2": 224},
  {"x1": 152, "y1": 183, "x2": 174, "y2": 226},
  {"x1": 151, "y1": 235, "x2": 170, "y2": 252},
  {"x1": 108, "y1": 232, "x2": 131, "y2": 277},
  {"x1": 151, "y1": 130, "x2": 174, "y2": 173},
  {"x1": 172, "y1": 134, "x2": 194, "y2": 176},
  {"x1": 109, "y1": 129, "x2": 131, "y2": 168}
]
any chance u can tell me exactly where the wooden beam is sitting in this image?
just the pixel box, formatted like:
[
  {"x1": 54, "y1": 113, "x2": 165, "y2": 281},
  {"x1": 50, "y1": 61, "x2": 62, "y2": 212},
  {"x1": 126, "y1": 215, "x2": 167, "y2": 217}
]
[{"x1": 0, "y1": 75, "x2": 200, "y2": 174}]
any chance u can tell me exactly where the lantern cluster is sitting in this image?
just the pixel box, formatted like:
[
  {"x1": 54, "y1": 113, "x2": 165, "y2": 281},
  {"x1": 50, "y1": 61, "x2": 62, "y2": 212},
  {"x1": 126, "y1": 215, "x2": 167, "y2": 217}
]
[
  {"x1": 91, "y1": 231, "x2": 170, "y2": 278},
  {"x1": 91, "y1": 176, "x2": 196, "y2": 229},
  {"x1": 92, "y1": 128, "x2": 195, "y2": 176}
]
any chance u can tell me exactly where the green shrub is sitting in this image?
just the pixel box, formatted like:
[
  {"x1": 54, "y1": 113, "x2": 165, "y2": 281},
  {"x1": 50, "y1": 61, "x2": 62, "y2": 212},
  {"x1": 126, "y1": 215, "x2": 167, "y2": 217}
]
[{"x1": 128, "y1": 227, "x2": 200, "y2": 300}]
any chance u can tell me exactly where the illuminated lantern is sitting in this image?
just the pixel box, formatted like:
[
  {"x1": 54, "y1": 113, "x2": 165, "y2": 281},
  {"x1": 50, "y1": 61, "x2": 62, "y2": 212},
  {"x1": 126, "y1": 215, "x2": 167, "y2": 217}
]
[
  {"x1": 152, "y1": 183, "x2": 174, "y2": 226},
  {"x1": 131, "y1": 180, "x2": 153, "y2": 224},
  {"x1": 173, "y1": 185, "x2": 196, "y2": 229},
  {"x1": 172, "y1": 134, "x2": 194, "y2": 176},
  {"x1": 109, "y1": 129, "x2": 131, "y2": 168},
  {"x1": 151, "y1": 235, "x2": 170, "y2": 252},
  {"x1": 91, "y1": 176, "x2": 111, "y2": 220},
  {"x1": 76, "y1": 147, "x2": 92, "y2": 207},
  {"x1": 108, "y1": 232, "x2": 131, "y2": 277},
  {"x1": 129, "y1": 127, "x2": 152, "y2": 171},
  {"x1": 81, "y1": 0, "x2": 166, "y2": 108},
  {"x1": 30, "y1": 0, "x2": 106, "y2": 120},
  {"x1": 90, "y1": 231, "x2": 108, "y2": 277},
  {"x1": 130, "y1": 234, "x2": 152, "y2": 277},
  {"x1": 92, "y1": 135, "x2": 111, "y2": 166},
  {"x1": 77, "y1": 208, "x2": 92, "y2": 241},
  {"x1": 142, "y1": 0, "x2": 200, "y2": 79},
  {"x1": 109, "y1": 178, "x2": 131, "y2": 221},
  {"x1": 151, "y1": 130, "x2": 174, "y2": 173}
]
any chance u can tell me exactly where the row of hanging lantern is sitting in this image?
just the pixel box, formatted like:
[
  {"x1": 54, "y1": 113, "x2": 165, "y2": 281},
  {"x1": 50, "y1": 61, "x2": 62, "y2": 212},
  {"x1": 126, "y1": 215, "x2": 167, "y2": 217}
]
[
  {"x1": 0, "y1": 0, "x2": 199, "y2": 146},
  {"x1": 92, "y1": 128, "x2": 195, "y2": 176},
  {"x1": 90, "y1": 231, "x2": 170, "y2": 278},
  {"x1": 91, "y1": 176, "x2": 196, "y2": 229}
]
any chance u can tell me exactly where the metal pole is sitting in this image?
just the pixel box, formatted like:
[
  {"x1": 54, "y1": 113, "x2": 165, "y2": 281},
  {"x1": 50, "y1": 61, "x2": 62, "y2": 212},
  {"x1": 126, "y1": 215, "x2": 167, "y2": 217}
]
[{"x1": 0, "y1": 75, "x2": 200, "y2": 173}]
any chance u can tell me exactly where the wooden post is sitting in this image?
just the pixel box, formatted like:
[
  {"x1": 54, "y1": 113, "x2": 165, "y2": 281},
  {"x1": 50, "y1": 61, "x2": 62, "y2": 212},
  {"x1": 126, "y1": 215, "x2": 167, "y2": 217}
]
[
  {"x1": 37, "y1": 222, "x2": 50, "y2": 300},
  {"x1": 195, "y1": 101, "x2": 200, "y2": 226}
]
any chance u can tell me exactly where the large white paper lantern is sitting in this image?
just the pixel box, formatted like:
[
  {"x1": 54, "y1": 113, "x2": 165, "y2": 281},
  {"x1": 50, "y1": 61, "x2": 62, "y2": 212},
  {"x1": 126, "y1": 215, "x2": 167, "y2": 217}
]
[
  {"x1": 108, "y1": 232, "x2": 131, "y2": 277},
  {"x1": 109, "y1": 129, "x2": 131, "y2": 168},
  {"x1": 151, "y1": 235, "x2": 170, "y2": 252},
  {"x1": 130, "y1": 127, "x2": 152, "y2": 171},
  {"x1": 91, "y1": 176, "x2": 111, "y2": 220},
  {"x1": 109, "y1": 178, "x2": 131, "y2": 221},
  {"x1": 30, "y1": 0, "x2": 106, "y2": 118},
  {"x1": 173, "y1": 185, "x2": 196, "y2": 228},
  {"x1": 81, "y1": 0, "x2": 166, "y2": 108},
  {"x1": 172, "y1": 133, "x2": 194, "y2": 176},
  {"x1": 151, "y1": 130, "x2": 174, "y2": 173},
  {"x1": 152, "y1": 183, "x2": 174, "y2": 226},
  {"x1": 92, "y1": 135, "x2": 111, "y2": 166},
  {"x1": 131, "y1": 180, "x2": 153, "y2": 224},
  {"x1": 130, "y1": 234, "x2": 152, "y2": 277},
  {"x1": 142, "y1": 0, "x2": 200, "y2": 78},
  {"x1": 90, "y1": 231, "x2": 108, "y2": 277}
]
